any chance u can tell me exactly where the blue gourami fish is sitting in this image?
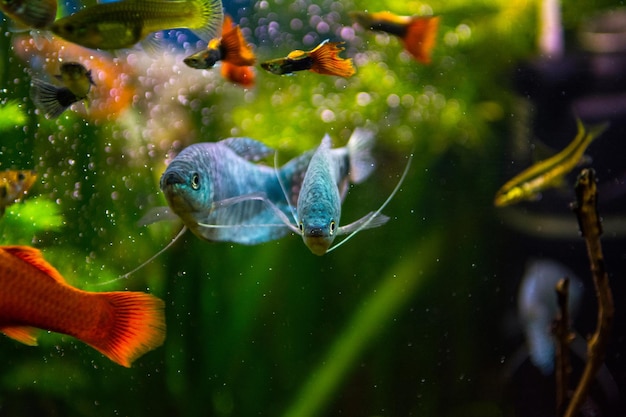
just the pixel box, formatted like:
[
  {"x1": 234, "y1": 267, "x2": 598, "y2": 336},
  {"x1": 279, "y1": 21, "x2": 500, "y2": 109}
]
[
  {"x1": 148, "y1": 137, "x2": 310, "y2": 245},
  {"x1": 517, "y1": 259, "x2": 583, "y2": 375},
  {"x1": 289, "y1": 129, "x2": 386, "y2": 255},
  {"x1": 50, "y1": 0, "x2": 223, "y2": 50},
  {"x1": 30, "y1": 62, "x2": 95, "y2": 118},
  {"x1": 494, "y1": 119, "x2": 608, "y2": 207}
]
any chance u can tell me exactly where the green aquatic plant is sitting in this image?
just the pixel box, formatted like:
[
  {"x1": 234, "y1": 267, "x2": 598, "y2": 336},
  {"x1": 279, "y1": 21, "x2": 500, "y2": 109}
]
[{"x1": 0, "y1": 100, "x2": 27, "y2": 130}]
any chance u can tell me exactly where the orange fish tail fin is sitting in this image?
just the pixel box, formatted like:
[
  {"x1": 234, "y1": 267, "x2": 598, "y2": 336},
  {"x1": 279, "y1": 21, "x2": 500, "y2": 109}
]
[
  {"x1": 309, "y1": 41, "x2": 355, "y2": 78},
  {"x1": 402, "y1": 16, "x2": 439, "y2": 64},
  {"x1": 88, "y1": 292, "x2": 166, "y2": 367},
  {"x1": 221, "y1": 26, "x2": 256, "y2": 66},
  {"x1": 221, "y1": 62, "x2": 256, "y2": 87}
]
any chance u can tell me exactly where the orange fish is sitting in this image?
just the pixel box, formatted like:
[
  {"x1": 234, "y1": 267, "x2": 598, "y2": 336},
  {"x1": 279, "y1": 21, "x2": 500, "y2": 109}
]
[
  {"x1": 184, "y1": 14, "x2": 256, "y2": 69},
  {"x1": 221, "y1": 60, "x2": 255, "y2": 87},
  {"x1": 350, "y1": 11, "x2": 439, "y2": 64},
  {"x1": 260, "y1": 39, "x2": 355, "y2": 78},
  {"x1": 0, "y1": 245, "x2": 166, "y2": 367},
  {"x1": 0, "y1": 169, "x2": 37, "y2": 216}
]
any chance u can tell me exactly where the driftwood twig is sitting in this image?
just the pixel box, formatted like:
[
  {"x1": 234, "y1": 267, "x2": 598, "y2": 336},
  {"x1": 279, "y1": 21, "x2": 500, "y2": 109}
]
[{"x1": 565, "y1": 168, "x2": 614, "y2": 417}]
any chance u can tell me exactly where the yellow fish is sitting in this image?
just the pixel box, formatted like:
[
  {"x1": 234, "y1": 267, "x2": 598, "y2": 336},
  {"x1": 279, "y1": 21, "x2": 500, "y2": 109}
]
[
  {"x1": 50, "y1": 0, "x2": 223, "y2": 50},
  {"x1": 261, "y1": 40, "x2": 355, "y2": 78},
  {"x1": 494, "y1": 119, "x2": 608, "y2": 207},
  {"x1": 0, "y1": 0, "x2": 56, "y2": 29},
  {"x1": 0, "y1": 170, "x2": 37, "y2": 216},
  {"x1": 30, "y1": 62, "x2": 95, "y2": 118}
]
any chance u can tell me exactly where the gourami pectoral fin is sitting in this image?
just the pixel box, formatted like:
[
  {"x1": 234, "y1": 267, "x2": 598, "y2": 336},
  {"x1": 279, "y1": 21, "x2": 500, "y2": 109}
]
[
  {"x1": 337, "y1": 211, "x2": 390, "y2": 235},
  {"x1": 138, "y1": 206, "x2": 178, "y2": 226},
  {"x1": 1, "y1": 326, "x2": 39, "y2": 346}
]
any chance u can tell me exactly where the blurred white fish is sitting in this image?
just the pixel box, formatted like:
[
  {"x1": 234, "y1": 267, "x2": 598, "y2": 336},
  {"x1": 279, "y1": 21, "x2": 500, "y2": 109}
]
[{"x1": 517, "y1": 258, "x2": 583, "y2": 374}]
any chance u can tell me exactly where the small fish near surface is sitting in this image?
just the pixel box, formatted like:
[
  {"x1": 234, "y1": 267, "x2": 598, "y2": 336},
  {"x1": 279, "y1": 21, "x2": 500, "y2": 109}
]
[
  {"x1": 50, "y1": 0, "x2": 223, "y2": 50},
  {"x1": 350, "y1": 11, "x2": 440, "y2": 64},
  {"x1": 494, "y1": 118, "x2": 609, "y2": 207},
  {"x1": 283, "y1": 129, "x2": 399, "y2": 255},
  {"x1": 260, "y1": 39, "x2": 356, "y2": 78},
  {"x1": 30, "y1": 61, "x2": 96, "y2": 118},
  {"x1": 0, "y1": 169, "x2": 37, "y2": 216},
  {"x1": 184, "y1": 14, "x2": 256, "y2": 70},
  {"x1": 0, "y1": 0, "x2": 56, "y2": 29},
  {"x1": 0, "y1": 245, "x2": 166, "y2": 367},
  {"x1": 147, "y1": 137, "x2": 314, "y2": 245}
]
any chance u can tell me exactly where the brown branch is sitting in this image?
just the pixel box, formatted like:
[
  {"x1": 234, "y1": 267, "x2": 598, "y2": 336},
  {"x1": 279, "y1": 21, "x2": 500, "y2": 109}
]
[
  {"x1": 565, "y1": 168, "x2": 614, "y2": 417},
  {"x1": 554, "y1": 277, "x2": 572, "y2": 416}
]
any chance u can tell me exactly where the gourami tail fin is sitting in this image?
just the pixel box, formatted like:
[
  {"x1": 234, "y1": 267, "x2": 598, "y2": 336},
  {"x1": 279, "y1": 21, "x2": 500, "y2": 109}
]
[
  {"x1": 402, "y1": 16, "x2": 439, "y2": 64},
  {"x1": 87, "y1": 291, "x2": 166, "y2": 368},
  {"x1": 347, "y1": 128, "x2": 376, "y2": 184}
]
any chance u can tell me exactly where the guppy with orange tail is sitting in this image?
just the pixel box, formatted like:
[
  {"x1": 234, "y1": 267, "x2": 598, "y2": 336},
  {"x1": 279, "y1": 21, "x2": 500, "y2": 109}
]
[
  {"x1": 184, "y1": 14, "x2": 256, "y2": 69},
  {"x1": 350, "y1": 11, "x2": 439, "y2": 64},
  {"x1": 0, "y1": 246, "x2": 166, "y2": 367},
  {"x1": 261, "y1": 39, "x2": 355, "y2": 77}
]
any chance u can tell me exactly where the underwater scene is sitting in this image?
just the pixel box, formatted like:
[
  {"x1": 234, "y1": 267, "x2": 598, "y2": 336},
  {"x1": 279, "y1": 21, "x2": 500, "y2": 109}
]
[{"x1": 1, "y1": 0, "x2": 626, "y2": 415}]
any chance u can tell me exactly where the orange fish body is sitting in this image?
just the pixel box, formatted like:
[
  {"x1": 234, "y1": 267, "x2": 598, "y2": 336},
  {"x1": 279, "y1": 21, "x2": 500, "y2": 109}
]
[
  {"x1": 261, "y1": 40, "x2": 355, "y2": 78},
  {"x1": 351, "y1": 11, "x2": 439, "y2": 64},
  {"x1": 0, "y1": 246, "x2": 165, "y2": 367}
]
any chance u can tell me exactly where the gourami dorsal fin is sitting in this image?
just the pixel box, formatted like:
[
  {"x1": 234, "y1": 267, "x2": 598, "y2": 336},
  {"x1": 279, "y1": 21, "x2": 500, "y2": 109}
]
[{"x1": 220, "y1": 137, "x2": 275, "y2": 161}]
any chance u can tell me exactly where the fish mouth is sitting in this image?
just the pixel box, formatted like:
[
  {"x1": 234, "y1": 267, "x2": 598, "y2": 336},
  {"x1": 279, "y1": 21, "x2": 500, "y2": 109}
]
[
  {"x1": 161, "y1": 171, "x2": 185, "y2": 188},
  {"x1": 303, "y1": 235, "x2": 333, "y2": 256}
]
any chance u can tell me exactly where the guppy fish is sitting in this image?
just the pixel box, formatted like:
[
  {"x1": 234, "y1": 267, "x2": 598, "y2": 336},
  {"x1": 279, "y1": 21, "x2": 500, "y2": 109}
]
[
  {"x1": 184, "y1": 14, "x2": 256, "y2": 70},
  {"x1": 289, "y1": 130, "x2": 390, "y2": 255},
  {"x1": 0, "y1": 0, "x2": 56, "y2": 29},
  {"x1": 260, "y1": 39, "x2": 355, "y2": 78},
  {"x1": 517, "y1": 259, "x2": 583, "y2": 375},
  {"x1": 30, "y1": 61, "x2": 95, "y2": 118},
  {"x1": 0, "y1": 245, "x2": 165, "y2": 367},
  {"x1": 50, "y1": 0, "x2": 223, "y2": 50},
  {"x1": 350, "y1": 11, "x2": 439, "y2": 64},
  {"x1": 0, "y1": 169, "x2": 37, "y2": 216},
  {"x1": 494, "y1": 119, "x2": 608, "y2": 207}
]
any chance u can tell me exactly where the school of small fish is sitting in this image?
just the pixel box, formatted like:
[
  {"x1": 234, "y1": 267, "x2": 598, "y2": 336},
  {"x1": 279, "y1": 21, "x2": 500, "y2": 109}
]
[{"x1": 0, "y1": 0, "x2": 441, "y2": 365}]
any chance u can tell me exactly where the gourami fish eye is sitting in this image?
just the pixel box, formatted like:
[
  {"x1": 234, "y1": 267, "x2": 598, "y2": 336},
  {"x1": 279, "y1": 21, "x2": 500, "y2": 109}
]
[
  {"x1": 191, "y1": 173, "x2": 200, "y2": 189},
  {"x1": 329, "y1": 221, "x2": 336, "y2": 235}
]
